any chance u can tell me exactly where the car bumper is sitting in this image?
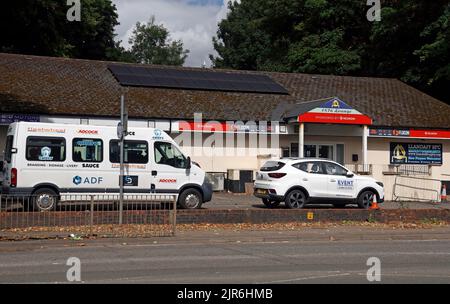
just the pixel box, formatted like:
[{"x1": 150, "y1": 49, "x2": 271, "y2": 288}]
[
  {"x1": 1, "y1": 186, "x2": 33, "y2": 197},
  {"x1": 253, "y1": 189, "x2": 284, "y2": 201},
  {"x1": 201, "y1": 180, "x2": 213, "y2": 203}
]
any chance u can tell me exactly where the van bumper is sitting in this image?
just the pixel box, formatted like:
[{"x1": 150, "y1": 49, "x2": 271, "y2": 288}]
[
  {"x1": 202, "y1": 179, "x2": 213, "y2": 203},
  {"x1": 1, "y1": 187, "x2": 34, "y2": 196}
]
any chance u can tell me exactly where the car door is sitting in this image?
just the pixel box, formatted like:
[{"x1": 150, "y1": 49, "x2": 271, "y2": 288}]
[
  {"x1": 323, "y1": 162, "x2": 356, "y2": 199},
  {"x1": 293, "y1": 161, "x2": 329, "y2": 198},
  {"x1": 151, "y1": 141, "x2": 189, "y2": 193}
]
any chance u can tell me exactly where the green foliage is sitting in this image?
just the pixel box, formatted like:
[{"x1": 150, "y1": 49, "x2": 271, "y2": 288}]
[
  {"x1": 212, "y1": 0, "x2": 450, "y2": 102},
  {"x1": 0, "y1": 0, "x2": 119, "y2": 60},
  {"x1": 127, "y1": 17, "x2": 189, "y2": 66}
]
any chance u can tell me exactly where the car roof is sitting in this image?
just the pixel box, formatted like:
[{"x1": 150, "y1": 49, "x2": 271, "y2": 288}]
[{"x1": 277, "y1": 157, "x2": 339, "y2": 164}]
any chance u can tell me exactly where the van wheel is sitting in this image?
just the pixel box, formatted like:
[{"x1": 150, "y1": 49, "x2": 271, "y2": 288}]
[
  {"x1": 357, "y1": 190, "x2": 375, "y2": 209},
  {"x1": 32, "y1": 188, "x2": 58, "y2": 211},
  {"x1": 178, "y1": 188, "x2": 203, "y2": 209},
  {"x1": 262, "y1": 199, "x2": 280, "y2": 208},
  {"x1": 285, "y1": 189, "x2": 306, "y2": 209}
]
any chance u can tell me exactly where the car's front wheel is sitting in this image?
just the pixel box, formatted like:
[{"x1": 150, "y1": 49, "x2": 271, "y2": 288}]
[
  {"x1": 357, "y1": 190, "x2": 375, "y2": 209},
  {"x1": 262, "y1": 198, "x2": 280, "y2": 208},
  {"x1": 178, "y1": 188, "x2": 203, "y2": 209},
  {"x1": 285, "y1": 189, "x2": 306, "y2": 209}
]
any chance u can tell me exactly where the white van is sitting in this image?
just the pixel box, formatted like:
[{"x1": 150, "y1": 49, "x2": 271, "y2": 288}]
[{"x1": 1, "y1": 122, "x2": 212, "y2": 211}]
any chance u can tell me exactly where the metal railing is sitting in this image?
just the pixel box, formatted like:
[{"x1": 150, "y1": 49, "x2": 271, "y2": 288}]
[
  {"x1": 345, "y1": 164, "x2": 372, "y2": 175},
  {"x1": 0, "y1": 194, "x2": 177, "y2": 239},
  {"x1": 382, "y1": 164, "x2": 431, "y2": 176},
  {"x1": 393, "y1": 175, "x2": 441, "y2": 203}
]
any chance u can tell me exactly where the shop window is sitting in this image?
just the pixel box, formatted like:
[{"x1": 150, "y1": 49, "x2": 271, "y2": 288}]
[
  {"x1": 73, "y1": 138, "x2": 103, "y2": 162},
  {"x1": 26, "y1": 137, "x2": 66, "y2": 161}
]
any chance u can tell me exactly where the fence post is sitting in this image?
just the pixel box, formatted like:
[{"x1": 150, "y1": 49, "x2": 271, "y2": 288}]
[
  {"x1": 172, "y1": 196, "x2": 177, "y2": 236},
  {"x1": 90, "y1": 195, "x2": 94, "y2": 236}
]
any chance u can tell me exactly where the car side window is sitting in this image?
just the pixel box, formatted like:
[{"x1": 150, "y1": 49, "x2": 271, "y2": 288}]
[
  {"x1": 323, "y1": 162, "x2": 347, "y2": 176},
  {"x1": 293, "y1": 162, "x2": 324, "y2": 174}
]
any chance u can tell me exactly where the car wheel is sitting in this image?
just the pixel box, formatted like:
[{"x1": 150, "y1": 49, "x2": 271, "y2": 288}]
[
  {"x1": 262, "y1": 199, "x2": 280, "y2": 208},
  {"x1": 178, "y1": 188, "x2": 203, "y2": 209},
  {"x1": 357, "y1": 190, "x2": 375, "y2": 209},
  {"x1": 32, "y1": 188, "x2": 58, "y2": 211},
  {"x1": 285, "y1": 189, "x2": 306, "y2": 209}
]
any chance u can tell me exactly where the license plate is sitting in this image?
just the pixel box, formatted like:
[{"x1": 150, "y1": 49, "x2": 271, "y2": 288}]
[{"x1": 256, "y1": 189, "x2": 268, "y2": 195}]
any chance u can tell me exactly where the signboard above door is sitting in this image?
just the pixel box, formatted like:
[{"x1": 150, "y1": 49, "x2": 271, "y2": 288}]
[{"x1": 297, "y1": 98, "x2": 372, "y2": 125}]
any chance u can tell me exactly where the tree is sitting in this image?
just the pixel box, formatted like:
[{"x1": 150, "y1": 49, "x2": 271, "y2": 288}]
[
  {"x1": 211, "y1": 0, "x2": 450, "y2": 103},
  {"x1": 127, "y1": 17, "x2": 189, "y2": 66},
  {"x1": 0, "y1": 0, "x2": 119, "y2": 60}
]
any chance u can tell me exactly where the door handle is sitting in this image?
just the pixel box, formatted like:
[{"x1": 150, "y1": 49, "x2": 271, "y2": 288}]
[
  {"x1": 151, "y1": 170, "x2": 157, "y2": 176},
  {"x1": 302, "y1": 178, "x2": 308, "y2": 181},
  {"x1": 330, "y1": 179, "x2": 336, "y2": 182}
]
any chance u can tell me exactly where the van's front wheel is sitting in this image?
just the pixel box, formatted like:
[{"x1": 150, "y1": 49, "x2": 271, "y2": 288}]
[
  {"x1": 32, "y1": 188, "x2": 58, "y2": 211},
  {"x1": 178, "y1": 188, "x2": 203, "y2": 209}
]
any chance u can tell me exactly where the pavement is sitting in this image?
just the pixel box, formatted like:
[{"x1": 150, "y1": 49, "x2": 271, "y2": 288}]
[
  {"x1": 1, "y1": 226, "x2": 450, "y2": 283},
  {"x1": 207, "y1": 192, "x2": 450, "y2": 209}
]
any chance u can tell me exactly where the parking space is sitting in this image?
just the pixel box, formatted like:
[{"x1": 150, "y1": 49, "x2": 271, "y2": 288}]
[{"x1": 207, "y1": 192, "x2": 450, "y2": 210}]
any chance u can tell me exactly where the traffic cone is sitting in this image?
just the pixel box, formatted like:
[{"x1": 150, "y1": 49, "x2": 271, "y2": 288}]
[
  {"x1": 441, "y1": 184, "x2": 447, "y2": 202},
  {"x1": 369, "y1": 195, "x2": 380, "y2": 210}
]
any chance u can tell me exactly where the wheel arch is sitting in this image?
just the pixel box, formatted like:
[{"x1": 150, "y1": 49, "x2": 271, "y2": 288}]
[
  {"x1": 357, "y1": 187, "x2": 380, "y2": 201},
  {"x1": 179, "y1": 183, "x2": 204, "y2": 200},
  {"x1": 285, "y1": 185, "x2": 310, "y2": 199},
  {"x1": 32, "y1": 183, "x2": 60, "y2": 196}
]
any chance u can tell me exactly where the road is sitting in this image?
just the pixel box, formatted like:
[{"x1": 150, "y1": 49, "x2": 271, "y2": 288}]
[{"x1": 1, "y1": 227, "x2": 450, "y2": 283}]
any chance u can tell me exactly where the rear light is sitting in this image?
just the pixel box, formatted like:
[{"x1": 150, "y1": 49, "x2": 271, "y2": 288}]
[
  {"x1": 11, "y1": 168, "x2": 17, "y2": 187},
  {"x1": 268, "y1": 173, "x2": 286, "y2": 178}
]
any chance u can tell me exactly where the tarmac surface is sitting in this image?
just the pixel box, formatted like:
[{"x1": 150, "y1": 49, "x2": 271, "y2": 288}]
[
  {"x1": 1, "y1": 226, "x2": 450, "y2": 283},
  {"x1": 207, "y1": 192, "x2": 450, "y2": 210}
]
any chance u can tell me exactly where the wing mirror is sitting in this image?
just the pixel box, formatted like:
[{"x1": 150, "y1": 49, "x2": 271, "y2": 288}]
[
  {"x1": 186, "y1": 156, "x2": 192, "y2": 170},
  {"x1": 346, "y1": 171, "x2": 354, "y2": 178}
]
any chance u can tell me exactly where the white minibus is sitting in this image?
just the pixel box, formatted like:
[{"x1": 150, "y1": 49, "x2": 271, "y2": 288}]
[{"x1": 1, "y1": 122, "x2": 212, "y2": 211}]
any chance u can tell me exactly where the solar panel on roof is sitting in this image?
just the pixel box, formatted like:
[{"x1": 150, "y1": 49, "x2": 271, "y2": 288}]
[{"x1": 108, "y1": 65, "x2": 289, "y2": 95}]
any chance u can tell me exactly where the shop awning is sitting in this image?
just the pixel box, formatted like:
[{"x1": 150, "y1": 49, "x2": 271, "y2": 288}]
[{"x1": 277, "y1": 97, "x2": 372, "y2": 125}]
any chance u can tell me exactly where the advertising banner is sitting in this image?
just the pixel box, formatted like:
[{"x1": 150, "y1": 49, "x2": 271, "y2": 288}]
[{"x1": 390, "y1": 142, "x2": 442, "y2": 165}]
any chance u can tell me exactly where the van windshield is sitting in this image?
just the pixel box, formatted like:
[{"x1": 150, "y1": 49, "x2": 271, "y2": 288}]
[{"x1": 4, "y1": 136, "x2": 13, "y2": 163}]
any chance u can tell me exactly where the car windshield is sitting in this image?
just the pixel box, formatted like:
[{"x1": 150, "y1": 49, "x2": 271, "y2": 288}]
[{"x1": 260, "y1": 161, "x2": 285, "y2": 171}]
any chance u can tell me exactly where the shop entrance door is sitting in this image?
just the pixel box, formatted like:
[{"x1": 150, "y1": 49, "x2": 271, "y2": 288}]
[{"x1": 290, "y1": 143, "x2": 344, "y2": 164}]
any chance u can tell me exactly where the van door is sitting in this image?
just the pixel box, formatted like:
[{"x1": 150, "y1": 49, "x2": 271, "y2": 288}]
[
  {"x1": 2, "y1": 135, "x2": 14, "y2": 189},
  {"x1": 151, "y1": 141, "x2": 189, "y2": 193}
]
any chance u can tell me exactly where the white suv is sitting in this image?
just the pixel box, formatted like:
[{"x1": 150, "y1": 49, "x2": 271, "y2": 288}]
[{"x1": 254, "y1": 158, "x2": 384, "y2": 209}]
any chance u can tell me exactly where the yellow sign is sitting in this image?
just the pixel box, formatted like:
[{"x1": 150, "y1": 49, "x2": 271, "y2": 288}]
[
  {"x1": 331, "y1": 99, "x2": 340, "y2": 108},
  {"x1": 307, "y1": 212, "x2": 314, "y2": 220},
  {"x1": 392, "y1": 144, "x2": 407, "y2": 162}
]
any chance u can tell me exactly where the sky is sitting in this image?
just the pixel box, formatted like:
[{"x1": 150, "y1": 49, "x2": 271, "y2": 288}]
[{"x1": 112, "y1": 0, "x2": 233, "y2": 67}]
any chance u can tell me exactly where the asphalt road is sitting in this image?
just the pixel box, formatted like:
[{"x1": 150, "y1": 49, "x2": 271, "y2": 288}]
[{"x1": 1, "y1": 227, "x2": 450, "y2": 284}]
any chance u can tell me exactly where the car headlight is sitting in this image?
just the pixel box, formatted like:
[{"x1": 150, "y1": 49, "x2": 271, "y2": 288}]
[{"x1": 376, "y1": 181, "x2": 384, "y2": 188}]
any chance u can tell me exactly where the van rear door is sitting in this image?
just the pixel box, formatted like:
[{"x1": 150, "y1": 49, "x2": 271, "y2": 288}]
[{"x1": 2, "y1": 135, "x2": 14, "y2": 189}]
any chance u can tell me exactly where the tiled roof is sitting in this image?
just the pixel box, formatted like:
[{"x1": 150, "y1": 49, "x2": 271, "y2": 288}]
[{"x1": 1, "y1": 52, "x2": 449, "y2": 129}]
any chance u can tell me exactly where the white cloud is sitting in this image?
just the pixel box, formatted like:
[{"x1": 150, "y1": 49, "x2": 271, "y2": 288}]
[{"x1": 112, "y1": 0, "x2": 233, "y2": 67}]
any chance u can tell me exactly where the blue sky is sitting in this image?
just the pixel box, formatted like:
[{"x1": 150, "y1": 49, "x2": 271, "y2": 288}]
[{"x1": 112, "y1": 0, "x2": 232, "y2": 67}]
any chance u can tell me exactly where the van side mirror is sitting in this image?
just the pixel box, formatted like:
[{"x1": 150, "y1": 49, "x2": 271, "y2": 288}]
[
  {"x1": 346, "y1": 171, "x2": 354, "y2": 178},
  {"x1": 186, "y1": 156, "x2": 191, "y2": 169}
]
